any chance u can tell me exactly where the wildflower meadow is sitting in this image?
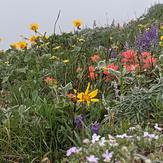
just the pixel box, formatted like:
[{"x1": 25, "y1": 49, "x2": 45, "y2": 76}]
[{"x1": 0, "y1": 3, "x2": 163, "y2": 163}]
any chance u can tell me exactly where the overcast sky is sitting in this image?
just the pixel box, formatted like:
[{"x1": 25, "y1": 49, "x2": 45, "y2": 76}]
[{"x1": 0, "y1": 0, "x2": 162, "y2": 49}]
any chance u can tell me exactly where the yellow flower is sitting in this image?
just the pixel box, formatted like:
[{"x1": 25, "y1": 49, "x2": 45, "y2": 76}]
[
  {"x1": 10, "y1": 42, "x2": 19, "y2": 49},
  {"x1": 63, "y1": 59, "x2": 69, "y2": 64},
  {"x1": 159, "y1": 42, "x2": 163, "y2": 47},
  {"x1": 29, "y1": 35, "x2": 39, "y2": 44},
  {"x1": 160, "y1": 36, "x2": 163, "y2": 41},
  {"x1": 160, "y1": 23, "x2": 163, "y2": 30},
  {"x1": 73, "y1": 19, "x2": 82, "y2": 28},
  {"x1": 30, "y1": 23, "x2": 39, "y2": 31},
  {"x1": 75, "y1": 82, "x2": 99, "y2": 106},
  {"x1": 18, "y1": 41, "x2": 27, "y2": 49}
]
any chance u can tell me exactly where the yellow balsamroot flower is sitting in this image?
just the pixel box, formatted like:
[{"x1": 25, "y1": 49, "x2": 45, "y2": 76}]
[
  {"x1": 73, "y1": 19, "x2": 82, "y2": 29},
  {"x1": 29, "y1": 35, "x2": 39, "y2": 44},
  {"x1": 75, "y1": 82, "x2": 99, "y2": 106},
  {"x1": 10, "y1": 42, "x2": 19, "y2": 49},
  {"x1": 18, "y1": 41, "x2": 28, "y2": 49},
  {"x1": 30, "y1": 23, "x2": 39, "y2": 32},
  {"x1": 160, "y1": 36, "x2": 163, "y2": 41}
]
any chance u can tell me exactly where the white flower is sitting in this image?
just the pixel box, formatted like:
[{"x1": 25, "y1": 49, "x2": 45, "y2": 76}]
[
  {"x1": 91, "y1": 134, "x2": 101, "y2": 144},
  {"x1": 154, "y1": 124, "x2": 162, "y2": 131},
  {"x1": 86, "y1": 155, "x2": 99, "y2": 163},
  {"x1": 99, "y1": 137, "x2": 106, "y2": 146},
  {"x1": 144, "y1": 132, "x2": 158, "y2": 139},
  {"x1": 102, "y1": 150, "x2": 113, "y2": 162},
  {"x1": 66, "y1": 147, "x2": 79, "y2": 156}
]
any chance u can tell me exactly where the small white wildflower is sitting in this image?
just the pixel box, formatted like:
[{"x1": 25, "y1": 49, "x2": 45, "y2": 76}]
[
  {"x1": 154, "y1": 123, "x2": 162, "y2": 131},
  {"x1": 99, "y1": 137, "x2": 106, "y2": 146},
  {"x1": 91, "y1": 134, "x2": 101, "y2": 144},
  {"x1": 86, "y1": 155, "x2": 99, "y2": 163}
]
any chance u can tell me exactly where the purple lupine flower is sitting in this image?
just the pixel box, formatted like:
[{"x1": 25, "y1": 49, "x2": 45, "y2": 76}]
[
  {"x1": 136, "y1": 24, "x2": 158, "y2": 52},
  {"x1": 66, "y1": 147, "x2": 79, "y2": 156},
  {"x1": 91, "y1": 121, "x2": 100, "y2": 134},
  {"x1": 102, "y1": 150, "x2": 113, "y2": 162},
  {"x1": 74, "y1": 115, "x2": 84, "y2": 128},
  {"x1": 86, "y1": 155, "x2": 99, "y2": 163}
]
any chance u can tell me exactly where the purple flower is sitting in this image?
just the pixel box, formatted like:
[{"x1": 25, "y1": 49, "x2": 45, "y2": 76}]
[
  {"x1": 102, "y1": 150, "x2": 113, "y2": 162},
  {"x1": 109, "y1": 48, "x2": 117, "y2": 58},
  {"x1": 136, "y1": 24, "x2": 158, "y2": 52},
  {"x1": 86, "y1": 155, "x2": 99, "y2": 163},
  {"x1": 91, "y1": 121, "x2": 100, "y2": 134},
  {"x1": 74, "y1": 115, "x2": 84, "y2": 128},
  {"x1": 66, "y1": 147, "x2": 78, "y2": 156}
]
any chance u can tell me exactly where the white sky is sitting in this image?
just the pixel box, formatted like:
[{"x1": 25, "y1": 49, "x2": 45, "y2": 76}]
[{"x1": 0, "y1": 0, "x2": 162, "y2": 49}]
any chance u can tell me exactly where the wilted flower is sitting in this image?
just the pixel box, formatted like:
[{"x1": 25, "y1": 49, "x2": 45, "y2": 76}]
[
  {"x1": 66, "y1": 147, "x2": 79, "y2": 156},
  {"x1": 86, "y1": 155, "x2": 99, "y2": 163},
  {"x1": 91, "y1": 121, "x2": 100, "y2": 134},
  {"x1": 30, "y1": 23, "x2": 39, "y2": 32}
]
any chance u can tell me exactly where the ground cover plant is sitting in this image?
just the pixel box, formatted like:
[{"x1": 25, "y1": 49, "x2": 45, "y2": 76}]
[{"x1": 0, "y1": 3, "x2": 163, "y2": 162}]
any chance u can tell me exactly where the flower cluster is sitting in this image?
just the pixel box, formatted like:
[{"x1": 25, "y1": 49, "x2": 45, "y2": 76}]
[
  {"x1": 121, "y1": 50, "x2": 157, "y2": 72},
  {"x1": 65, "y1": 125, "x2": 163, "y2": 163},
  {"x1": 136, "y1": 24, "x2": 158, "y2": 52}
]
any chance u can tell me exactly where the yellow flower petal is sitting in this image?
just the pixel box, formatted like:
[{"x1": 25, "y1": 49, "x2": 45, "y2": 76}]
[
  {"x1": 77, "y1": 92, "x2": 84, "y2": 100},
  {"x1": 73, "y1": 89, "x2": 77, "y2": 94},
  {"x1": 85, "y1": 82, "x2": 90, "y2": 94},
  {"x1": 90, "y1": 98, "x2": 99, "y2": 102},
  {"x1": 89, "y1": 89, "x2": 98, "y2": 98},
  {"x1": 87, "y1": 101, "x2": 90, "y2": 106}
]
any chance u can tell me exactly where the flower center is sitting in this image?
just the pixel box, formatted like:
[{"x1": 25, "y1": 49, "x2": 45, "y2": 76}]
[{"x1": 82, "y1": 94, "x2": 90, "y2": 102}]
